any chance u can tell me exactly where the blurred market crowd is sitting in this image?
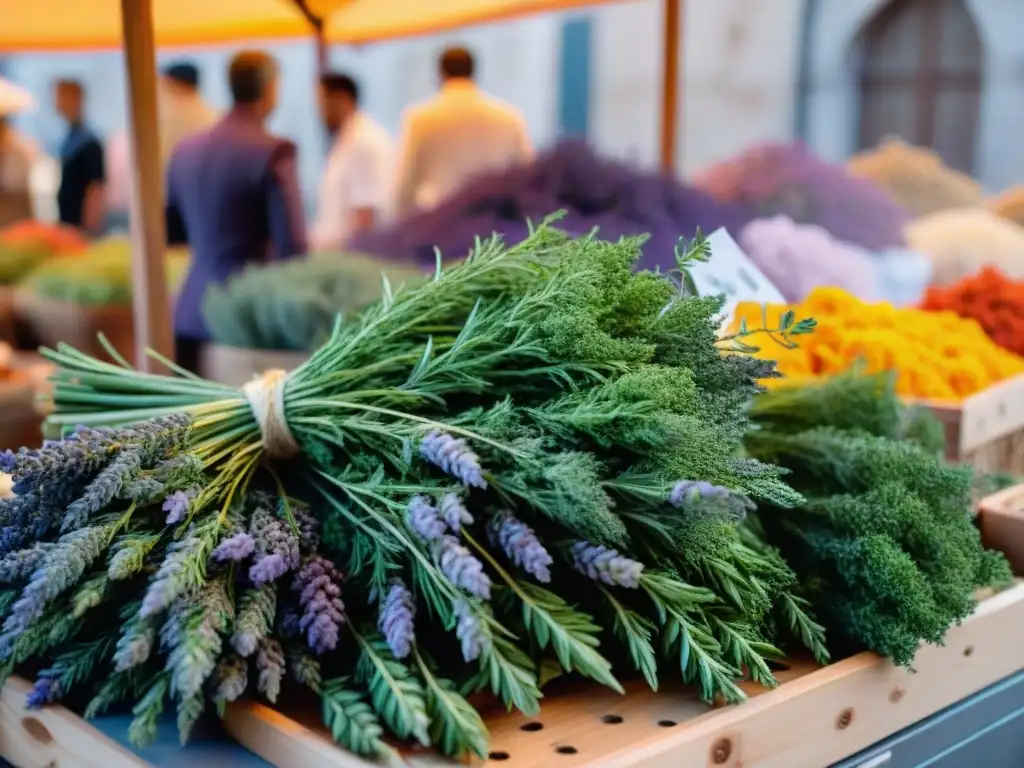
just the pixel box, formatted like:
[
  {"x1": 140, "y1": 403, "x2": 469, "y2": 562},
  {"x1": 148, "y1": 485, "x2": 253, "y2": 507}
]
[{"x1": 1, "y1": 0, "x2": 1024, "y2": 375}]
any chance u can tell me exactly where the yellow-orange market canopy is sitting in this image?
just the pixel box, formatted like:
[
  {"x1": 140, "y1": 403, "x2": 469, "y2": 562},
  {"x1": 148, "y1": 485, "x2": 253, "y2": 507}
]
[{"x1": 0, "y1": 0, "x2": 625, "y2": 50}]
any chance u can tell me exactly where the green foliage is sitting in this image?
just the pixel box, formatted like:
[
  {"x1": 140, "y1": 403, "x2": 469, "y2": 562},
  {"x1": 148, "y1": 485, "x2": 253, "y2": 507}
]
[
  {"x1": 320, "y1": 678, "x2": 393, "y2": 760},
  {"x1": 202, "y1": 252, "x2": 428, "y2": 351},
  {"x1": 746, "y1": 375, "x2": 1013, "y2": 667}
]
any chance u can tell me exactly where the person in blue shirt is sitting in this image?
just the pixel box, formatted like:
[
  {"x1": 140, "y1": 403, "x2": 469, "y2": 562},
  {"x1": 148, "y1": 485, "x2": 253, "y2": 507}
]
[
  {"x1": 167, "y1": 50, "x2": 307, "y2": 372},
  {"x1": 54, "y1": 79, "x2": 105, "y2": 234}
]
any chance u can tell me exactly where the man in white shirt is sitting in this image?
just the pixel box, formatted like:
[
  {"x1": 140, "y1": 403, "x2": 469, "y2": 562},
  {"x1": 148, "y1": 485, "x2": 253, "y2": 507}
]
[
  {"x1": 309, "y1": 72, "x2": 393, "y2": 252},
  {"x1": 394, "y1": 47, "x2": 533, "y2": 215}
]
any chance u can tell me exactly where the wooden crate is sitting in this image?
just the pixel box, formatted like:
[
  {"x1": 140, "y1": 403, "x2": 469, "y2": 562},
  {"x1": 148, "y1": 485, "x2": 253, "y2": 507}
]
[
  {"x1": 12, "y1": 292, "x2": 134, "y2": 364},
  {"x1": 918, "y1": 373, "x2": 1024, "y2": 475},
  {"x1": 0, "y1": 677, "x2": 143, "y2": 768},
  {"x1": 979, "y1": 483, "x2": 1024, "y2": 572},
  {"x1": 4, "y1": 493, "x2": 1024, "y2": 768},
  {"x1": 218, "y1": 581, "x2": 1024, "y2": 768}
]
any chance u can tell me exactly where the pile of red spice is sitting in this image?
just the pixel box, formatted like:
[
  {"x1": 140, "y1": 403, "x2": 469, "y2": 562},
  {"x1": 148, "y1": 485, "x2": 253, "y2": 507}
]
[{"x1": 921, "y1": 266, "x2": 1024, "y2": 356}]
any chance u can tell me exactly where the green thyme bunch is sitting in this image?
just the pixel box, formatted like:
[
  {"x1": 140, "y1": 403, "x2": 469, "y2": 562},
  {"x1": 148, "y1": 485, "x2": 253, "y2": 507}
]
[{"x1": 744, "y1": 372, "x2": 1013, "y2": 667}]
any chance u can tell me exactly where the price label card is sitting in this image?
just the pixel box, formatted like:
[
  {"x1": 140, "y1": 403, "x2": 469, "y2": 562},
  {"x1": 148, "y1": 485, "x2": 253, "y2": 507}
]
[{"x1": 687, "y1": 228, "x2": 786, "y2": 320}]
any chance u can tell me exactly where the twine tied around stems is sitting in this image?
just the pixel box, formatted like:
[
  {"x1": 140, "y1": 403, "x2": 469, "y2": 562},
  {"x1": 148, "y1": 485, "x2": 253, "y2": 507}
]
[{"x1": 243, "y1": 369, "x2": 299, "y2": 459}]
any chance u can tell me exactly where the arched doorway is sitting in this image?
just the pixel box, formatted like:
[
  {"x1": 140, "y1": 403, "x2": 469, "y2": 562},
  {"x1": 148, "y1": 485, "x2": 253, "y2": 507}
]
[{"x1": 857, "y1": 0, "x2": 983, "y2": 173}]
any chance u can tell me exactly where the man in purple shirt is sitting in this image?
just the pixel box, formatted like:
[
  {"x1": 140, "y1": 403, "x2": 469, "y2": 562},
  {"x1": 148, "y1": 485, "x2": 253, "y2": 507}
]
[{"x1": 167, "y1": 50, "x2": 307, "y2": 372}]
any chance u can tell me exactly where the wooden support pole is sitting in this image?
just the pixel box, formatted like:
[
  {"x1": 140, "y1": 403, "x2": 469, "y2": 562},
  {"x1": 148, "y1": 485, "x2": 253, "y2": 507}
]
[
  {"x1": 120, "y1": 0, "x2": 173, "y2": 371},
  {"x1": 660, "y1": 0, "x2": 681, "y2": 172}
]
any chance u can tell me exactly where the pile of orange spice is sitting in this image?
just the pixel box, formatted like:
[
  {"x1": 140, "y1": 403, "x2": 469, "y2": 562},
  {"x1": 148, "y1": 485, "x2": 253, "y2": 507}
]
[
  {"x1": 921, "y1": 266, "x2": 1024, "y2": 358},
  {"x1": 732, "y1": 286, "x2": 1024, "y2": 401}
]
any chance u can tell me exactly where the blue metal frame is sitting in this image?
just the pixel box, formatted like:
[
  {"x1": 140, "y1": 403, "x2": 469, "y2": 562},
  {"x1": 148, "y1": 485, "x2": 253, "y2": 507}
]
[{"x1": 558, "y1": 16, "x2": 592, "y2": 138}]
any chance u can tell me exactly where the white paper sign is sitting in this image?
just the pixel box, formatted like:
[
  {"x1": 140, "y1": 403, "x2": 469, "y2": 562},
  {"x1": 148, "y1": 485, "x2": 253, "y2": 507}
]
[{"x1": 687, "y1": 228, "x2": 786, "y2": 321}]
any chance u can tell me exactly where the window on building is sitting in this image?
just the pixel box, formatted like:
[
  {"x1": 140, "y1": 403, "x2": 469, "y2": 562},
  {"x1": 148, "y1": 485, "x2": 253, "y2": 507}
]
[{"x1": 857, "y1": 0, "x2": 983, "y2": 173}]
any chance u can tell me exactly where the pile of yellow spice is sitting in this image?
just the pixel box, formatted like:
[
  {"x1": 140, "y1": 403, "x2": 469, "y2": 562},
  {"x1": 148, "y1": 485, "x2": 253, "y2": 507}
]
[{"x1": 733, "y1": 287, "x2": 1024, "y2": 401}]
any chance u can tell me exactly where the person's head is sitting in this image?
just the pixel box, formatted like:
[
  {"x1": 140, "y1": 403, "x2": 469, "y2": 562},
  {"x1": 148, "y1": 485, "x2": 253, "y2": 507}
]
[
  {"x1": 54, "y1": 79, "x2": 85, "y2": 124},
  {"x1": 162, "y1": 62, "x2": 201, "y2": 96},
  {"x1": 318, "y1": 72, "x2": 359, "y2": 134},
  {"x1": 439, "y1": 47, "x2": 475, "y2": 83},
  {"x1": 228, "y1": 50, "x2": 279, "y2": 120}
]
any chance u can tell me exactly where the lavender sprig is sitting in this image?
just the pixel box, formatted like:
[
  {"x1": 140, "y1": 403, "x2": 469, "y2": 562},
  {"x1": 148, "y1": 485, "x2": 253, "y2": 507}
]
[
  {"x1": 61, "y1": 445, "x2": 144, "y2": 532},
  {"x1": 453, "y1": 601, "x2": 487, "y2": 662},
  {"x1": 432, "y1": 536, "x2": 492, "y2": 599},
  {"x1": 162, "y1": 487, "x2": 198, "y2": 526},
  {"x1": 378, "y1": 579, "x2": 415, "y2": 659},
  {"x1": 2, "y1": 524, "x2": 110, "y2": 643},
  {"x1": 213, "y1": 654, "x2": 249, "y2": 703},
  {"x1": 571, "y1": 541, "x2": 644, "y2": 588},
  {"x1": 248, "y1": 504, "x2": 300, "y2": 587},
  {"x1": 166, "y1": 578, "x2": 234, "y2": 700},
  {"x1": 140, "y1": 521, "x2": 218, "y2": 618},
  {"x1": 25, "y1": 676, "x2": 63, "y2": 708},
  {"x1": 668, "y1": 480, "x2": 754, "y2": 521},
  {"x1": 406, "y1": 496, "x2": 446, "y2": 542},
  {"x1": 231, "y1": 585, "x2": 277, "y2": 657},
  {"x1": 114, "y1": 616, "x2": 157, "y2": 671},
  {"x1": 489, "y1": 511, "x2": 553, "y2": 583},
  {"x1": 293, "y1": 556, "x2": 346, "y2": 655},
  {"x1": 212, "y1": 532, "x2": 256, "y2": 563},
  {"x1": 420, "y1": 431, "x2": 488, "y2": 489},
  {"x1": 439, "y1": 493, "x2": 474, "y2": 533},
  {"x1": 0, "y1": 542, "x2": 54, "y2": 584},
  {"x1": 256, "y1": 638, "x2": 285, "y2": 703},
  {"x1": 293, "y1": 504, "x2": 321, "y2": 553}
]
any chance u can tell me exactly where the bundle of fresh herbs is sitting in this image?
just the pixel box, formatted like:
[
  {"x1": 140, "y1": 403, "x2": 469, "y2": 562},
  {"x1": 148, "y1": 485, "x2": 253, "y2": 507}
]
[
  {"x1": 744, "y1": 372, "x2": 1012, "y2": 666},
  {"x1": 202, "y1": 253, "x2": 428, "y2": 352},
  {"x1": 7, "y1": 221, "x2": 1004, "y2": 761},
  {"x1": 6, "y1": 222, "x2": 829, "y2": 758}
]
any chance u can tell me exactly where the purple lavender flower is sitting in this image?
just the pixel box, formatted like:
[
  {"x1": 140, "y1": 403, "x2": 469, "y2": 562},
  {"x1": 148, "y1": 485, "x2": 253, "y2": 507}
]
[
  {"x1": 231, "y1": 585, "x2": 276, "y2": 657},
  {"x1": 378, "y1": 579, "x2": 415, "y2": 659},
  {"x1": 406, "y1": 496, "x2": 446, "y2": 542},
  {"x1": 167, "y1": 579, "x2": 233, "y2": 700},
  {"x1": 256, "y1": 638, "x2": 285, "y2": 703},
  {"x1": 453, "y1": 601, "x2": 487, "y2": 662},
  {"x1": 214, "y1": 654, "x2": 249, "y2": 703},
  {"x1": 293, "y1": 505, "x2": 321, "y2": 552},
  {"x1": 140, "y1": 525, "x2": 215, "y2": 618},
  {"x1": 163, "y1": 487, "x2": 198, "y2": 526},
  {"x1": 0, "y1": 542, "x2": 54, "y2": 584},
  {"x1": 420, "y1": 431, "x2": 488, "y2": 489},
  {"x1": 293, "y1": 556, "x2": 346, "y2": 655},
  {"x1": 61, "y1": 445, "x2": 144, "y2": 532},
  {"x1": 668, "y1": 480, "x2": 754, "y2": 521},
  {"x1": 2, "y1": 525, "x2": 108, "y2": 642},
  {"x1": 213, "y1": 532, "x2": 256, "y2": 563},
  {"x1": 570, "y1": 541, "x2": 644, "y2": 588},
  {"x1": 248, "y1": 505, "x2": 301, "y2": 587},
  {"x1": 489, "y1": 511, "x2": 552, "y2": 583},
  {"x1": 438, "y1": 493, "x2": 474, "y2": 533},
  {"x1": 114, "y1": 618, "x2": 156, "y2": 671},
  {"x1": 432, "y1": 536, "x2": 491, "y2": 599},
  {"x1": 25, "y1": 676, "x2": 63, "y2": 708}
]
